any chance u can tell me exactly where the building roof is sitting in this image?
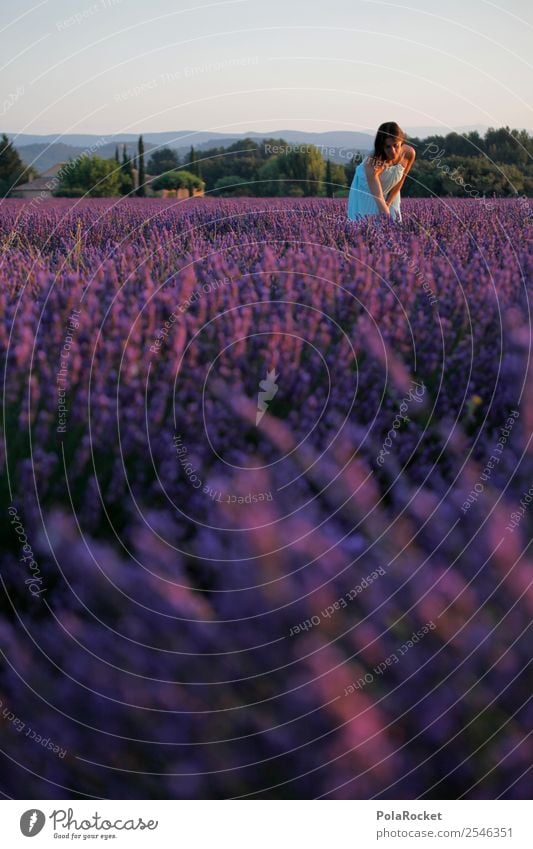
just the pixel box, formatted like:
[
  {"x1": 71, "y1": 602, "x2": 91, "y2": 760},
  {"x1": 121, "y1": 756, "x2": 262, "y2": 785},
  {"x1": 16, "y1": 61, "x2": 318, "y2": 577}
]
[
  {"x1": 13, "y1": 161, "x2": 68, "y2": 194},
  {"x1": 40, "y1": 162, "x2": 67, "y2": 177},
  {"x1": 11, "y1": 177, "x2": 56, "y2": 194}
]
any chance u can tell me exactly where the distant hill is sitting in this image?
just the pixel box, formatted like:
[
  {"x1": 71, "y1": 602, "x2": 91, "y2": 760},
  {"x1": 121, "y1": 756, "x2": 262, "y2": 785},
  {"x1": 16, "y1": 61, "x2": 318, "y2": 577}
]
[
  {"x1": 7, "y1": 127, "x2": 509, "y2": 149},
  {"x1": 7, "y1": 130, "x2": 377, "y2": 173},
  {"x1": 7, "y1": 129, "x2": 376, "y2": 148},
  {"x1": 13, "y1": 141, "x2": 159, "y2": 175},
  {"x1": 6, "y1": 126, "x2": 532, "y2": 179}
]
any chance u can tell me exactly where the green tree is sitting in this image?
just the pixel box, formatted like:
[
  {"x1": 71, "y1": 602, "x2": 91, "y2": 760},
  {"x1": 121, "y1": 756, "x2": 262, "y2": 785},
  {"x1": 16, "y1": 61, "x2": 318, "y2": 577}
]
[
  {"x1": 195, "y1": 138, "x2": 261, "y2": 191},
  {"x1": 464, "y1": 130, "x2": 485, "y2": 156},
  {"x1": 485, "y1": 126, "x2": 516, "y2": 165},
  {"x1": 344, "y1": 154, "x2": 359, "y2": 187},
  {"x1": 121, "y1": 144, "x2": 134, "y2": 178},
  {"x1": 223, "y1": 138, "x2": 260, "y2": 180},
  {"x1": 0, "y1": 133, "x2": 35, "y2": 196},
  {"x1": 151, "y1": 169, "x2": 204, "y2": 193},
  {"x1": 325, "y1": 158, "x2": 333, "y2": 198},
  {"x1": 136, "y1": 135, "x2": 145, "y2": 197},
  {"x1": 147, "y1": 147, "x2": 180, "y2": 175},
  {"x1": 55, "y1": 155, "x2": 121, "y2": 197},
  {"x1": 119, "y1": 144, "x2": 133, "y2": 196},
  {"x1": 401, "y1": 159, "x2": 445, "y2": 197},
  {"x1": 510, "y1": 129, "x2": 533, "y2": 164},
  {"x1": 441, "y1": 131, "x2": 477, "y2": 157},
  {"x1": 180, "y1": 137, "x2": 290, "y2": 194},
  {"x1": 322, "y1": 159, "x2": 347, "y2": 197},
  {"x1": 281, "y1": 144, "x2": 325, "y2": 196},
  {"x1": 214, "y1": 175, "x2": 253, "y2": 196},
  {"x1": 187, "y1": 145, "x2": 203, "y2": 179},
  {"x1": 329, "y1": 161, "x2": 348, "y2": 196},
  {"x1": 256, "y1": 157, "x2": 284, "y2": 196}
]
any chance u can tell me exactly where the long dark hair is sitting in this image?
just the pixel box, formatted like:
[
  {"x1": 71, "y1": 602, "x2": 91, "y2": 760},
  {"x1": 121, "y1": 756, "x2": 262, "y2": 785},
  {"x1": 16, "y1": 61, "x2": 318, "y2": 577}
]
[{"x1": 373, "y1": 121, "x2": 406, "y2": 161}]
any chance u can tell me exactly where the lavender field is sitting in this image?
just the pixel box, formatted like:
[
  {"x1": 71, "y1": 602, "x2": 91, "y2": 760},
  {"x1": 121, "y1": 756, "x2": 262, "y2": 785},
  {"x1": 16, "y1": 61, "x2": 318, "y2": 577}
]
[{"x1": 0, "y1": 196, "x2": 532, "y2": 800}]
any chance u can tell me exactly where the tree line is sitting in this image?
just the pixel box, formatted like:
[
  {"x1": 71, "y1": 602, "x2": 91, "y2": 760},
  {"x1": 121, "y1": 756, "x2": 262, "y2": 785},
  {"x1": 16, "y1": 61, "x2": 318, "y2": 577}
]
[
  {"x1": 145, "y1": 128, "x2": 533, "y2": 197},
  {"x1": 1, "y1": 126, "x2": 532, "y2": 198},
  {"x1": 402, "y1": 128, "x2": 533, "y2": 198}
]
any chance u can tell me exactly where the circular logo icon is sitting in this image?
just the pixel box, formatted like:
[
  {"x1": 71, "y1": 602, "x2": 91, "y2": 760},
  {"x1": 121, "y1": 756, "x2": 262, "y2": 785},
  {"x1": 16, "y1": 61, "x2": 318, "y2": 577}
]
[{"x1": 20, "y1": 809, "x2": 46, "y2": 837}]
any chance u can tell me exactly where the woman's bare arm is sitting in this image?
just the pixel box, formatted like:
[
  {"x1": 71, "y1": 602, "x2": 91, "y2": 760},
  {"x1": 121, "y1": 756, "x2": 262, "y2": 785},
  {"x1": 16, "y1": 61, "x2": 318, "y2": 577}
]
[
  {"x1": 364, "y1": 159, "x2": 390, "y2": 215},
  {"x1": 386, "y1": 146, "x2": 416, "y2": 207}
]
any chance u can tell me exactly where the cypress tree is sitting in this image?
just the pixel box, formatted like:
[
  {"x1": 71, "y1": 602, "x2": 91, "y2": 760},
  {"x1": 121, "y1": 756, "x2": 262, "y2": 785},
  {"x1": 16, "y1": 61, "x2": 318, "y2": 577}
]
[
  {"x1": 188, "y1": 145, "x2": 196, "y2": 176},
  {"x1": 136, "y1": 135, "x2": 145, "y2": 197},
  {"x1": 118, "y1": 144, "x2": 134, "y2": 196},
  {"x1": 0, "y1": 133, "x2": 27, "y2": 196},
  {"x1": 121, "y1": 144, "x2": 132, "y2": 178},
  {"x1": 325, "y1": 158, "x2": 333, "y2": 198}
]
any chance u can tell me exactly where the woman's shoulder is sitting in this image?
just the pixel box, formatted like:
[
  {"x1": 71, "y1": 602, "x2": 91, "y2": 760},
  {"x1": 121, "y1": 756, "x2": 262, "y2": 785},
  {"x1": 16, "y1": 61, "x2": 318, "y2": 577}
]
[
  {"x1": 402, "y1": 143, "x2": 416, "y2": 161},
  {"x1": 362, "y1": 154, "x2": 383, "y2": 171}
]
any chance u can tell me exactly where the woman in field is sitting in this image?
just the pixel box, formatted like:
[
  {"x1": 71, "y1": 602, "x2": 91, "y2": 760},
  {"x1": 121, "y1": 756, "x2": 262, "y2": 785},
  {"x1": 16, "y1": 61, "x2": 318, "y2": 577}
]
[{"x1": 347, "y1": 122, "x2": 416, "y2": 222}]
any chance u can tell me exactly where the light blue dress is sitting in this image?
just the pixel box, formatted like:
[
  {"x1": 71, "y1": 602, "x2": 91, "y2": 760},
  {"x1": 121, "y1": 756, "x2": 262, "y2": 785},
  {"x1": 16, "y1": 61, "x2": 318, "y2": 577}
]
[{"x1": 347, "y1": 157, "x2": 405, "y2": 222}]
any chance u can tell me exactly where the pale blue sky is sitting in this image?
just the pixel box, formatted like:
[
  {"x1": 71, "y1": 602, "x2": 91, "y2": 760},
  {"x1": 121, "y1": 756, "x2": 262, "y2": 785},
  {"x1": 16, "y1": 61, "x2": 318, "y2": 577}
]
[{"x1": 2, "y1": 0, "x2": 532, "y2": 136}]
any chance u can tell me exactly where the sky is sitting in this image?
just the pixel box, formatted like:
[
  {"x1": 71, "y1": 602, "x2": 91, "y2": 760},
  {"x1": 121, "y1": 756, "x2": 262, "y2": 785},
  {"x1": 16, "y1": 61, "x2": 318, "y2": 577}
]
[{"x1": 1, "y1": 0, "x2": 532, "y2": 137}]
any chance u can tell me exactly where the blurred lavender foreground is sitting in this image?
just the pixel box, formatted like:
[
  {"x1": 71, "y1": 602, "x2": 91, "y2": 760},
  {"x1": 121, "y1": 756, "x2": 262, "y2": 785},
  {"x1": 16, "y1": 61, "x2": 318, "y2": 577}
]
[{"x1": 0, "y1": 196, "x2": 532, "y2": 799}]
